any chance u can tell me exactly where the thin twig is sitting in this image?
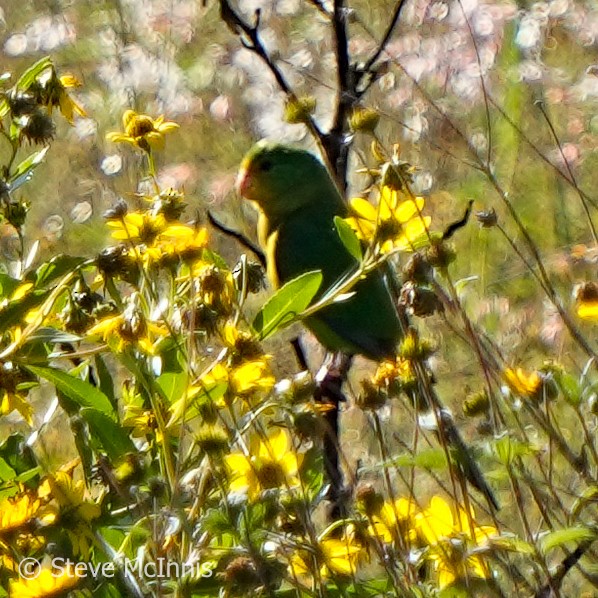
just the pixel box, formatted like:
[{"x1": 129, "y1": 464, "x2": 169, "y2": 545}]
[
  {"x1": 488, "y1": 96, "x2": 598, "y2": 210},
  {"x1": 306, "y1": 0, "x2": 330, "y2": 17},
  {"x1": 391, "y1": 59, "x2": 598, "y2": 362},
  {"x1": 207, "y1": 210, "x2": 266, "y2": 267},
  {"x1": 358, "y1": 0, "x2": 406, "y2": 92},
  {"x1": 535, "y1": 540, "x2": 594, "y2": 598},
  {"x1": 218, "y1": 0, "x2": 329, "y2": 164},
  {"x1": 535, "y1": 99, "x2": 598, "y2": 245}
]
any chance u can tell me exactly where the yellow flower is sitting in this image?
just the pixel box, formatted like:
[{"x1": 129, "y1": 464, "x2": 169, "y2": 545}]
[
  {"x1": 0, "y1": 388, "x2": 33, "y2": 424},
  {"x1": 504, "y1": 367, "x2": 543, "y2": 399},
  {"x1": 122, "y1": 404, "x2": 159, "y2": 438},
  {"x1": 0, "y1": 491, "x2": 40, "y2": 533},
  {"x1": 230, "y1": 359, "x2": 275, "y2": 396},
  {"x1": 192, "y1": 263, "x2": 235, "y2": 314},
  {"x1": 368, "y1": 497, "x2": 417, "y2": 545},
  {"x1": 372, "y1": 357, "x2": 416, "y2": 391},
  {"x1": 225, "y1": 428, "x2": 301, "y2": 500},
  {"x1": 9, "y1": 562, "x2": 80, "y2": 597},
  {"x1": 289, "y1": 526, "x2": 363, "y2": 581},
  {"x1": 222, "y1": 321, "x2": 263, "y2": 363},
  {"x1": 321, "y1": 532, "x2": 362, "y2": 576},
  {"x1": 0, "y1": 362, "x2": 33, "y2": 424},
  {"x1": 87, "y1": 298, "x2": 168, "y2": 354},
  {"x1": 575, "y1": 282, "x2": 598, "y2": 319},
  {"x1": 345, "y1": 185, "x2": 431, "y2": 253},
  {"x1": 38, "y1": 470, "x2": 100, "y2": 557},
  {"x1": 106, "y1": 212, "x2": 167, "y2": 245},
  {"x1": 37, "y1": 68, "x2": 87, "y2": 124},
  {"x1": 106, "y1": 109, "x2": 179, "y2": 152},
  {"x1": 142, "y1": 225, "x2": 209, "y2": 269},
  {"x1": 158, "y1": 226, "x2": 208, "y2": 261},
  {"x1": 416, "y1": 496, "x2": 497, "y2": 589}
]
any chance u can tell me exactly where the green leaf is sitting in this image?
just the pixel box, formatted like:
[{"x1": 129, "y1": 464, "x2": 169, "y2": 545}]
[
  {"x1": 27, "y1": 366, "x2": 115, "y2": 416},
  {"x1": 387, "y1": 447, "x2": 448, "y2": 470},
  {"x1": 0, "y1": 434, "x2": 37, "y2": 477},
  {"x1": 438, "y1": 579, "x2": 495, "y2": 598},
  {"x1": 10, "y1": 146, "x2": 49, "y2": 191},
  {"x1": 31, "y1": 255, "x2": 88, "y2": 287},
  {"x1": 454, "y1": 276, "x2": 479, "y2": 297},
  {"x1": 557, "y1": 372, "x2": 581, "y2": 406},
  {"x1": 94, "y1": 355, "x2": 115, "y2": 406},
  {"x1": 15, "y1": 467, "x2": 42, "y2": 484},
  {"x1": 168, "y1": 378, "x2": 228, "y2": 425},
  {"x1": 0, "y1": 273, "x2": 20, "y2": 299},
  {"x1": 299, "y1": 446, "x2": 324, "y2": 497},
  {"x1": 0, "y1": 98, "x2": 9, "y2": 119},
  {"x1": 28, "y1": 327, "x2": 83, "y2": 344},
  {"x1": 157, "y1": 372, "x2": 188, "y2": 405},
  {"x1": 79, "y1": 408, "x2": 136, "y2": 461},
  {"x1": 202, "y1": 248, "x2": 230, "y2": 271},
  {"x1": 252, "y1": 270, "x2": 323, "y2": 340},
  {"x1": 492, "y1": 436, "x2": 534, "y2": 466},
  {"x1": 15, "y1": 55, "x2": 52, "y2": 90},
  {"x1": 334, "y1": 216, "x2": 362, "y2": 261},
  {"x1": 539, "y1": 527, "x2": 597, "y2": 555},
  {"x1": 0, "y1": 457, "x2": 16, "y2": 481},
  {"x1": 490, "y1": 535, "x2": 536, "y2": 555},
  {"x1": 9, "y1": 120, "x2": 19, "y2": 142}
]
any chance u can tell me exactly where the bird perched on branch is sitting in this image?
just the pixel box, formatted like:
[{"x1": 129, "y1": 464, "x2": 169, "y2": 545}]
[
  {"x1": 236, "y1": 141, "x2": 402, "y2": 516},
  {"x1": 236, "y1": 140, "x2": 403, "y2": 360},
  {"x1": 236, "y1": 141, "x2": 499, "y2": 515}
]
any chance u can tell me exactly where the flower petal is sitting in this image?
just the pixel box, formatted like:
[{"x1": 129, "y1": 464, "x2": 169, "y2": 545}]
[{"x1": 349, "y1": 197, "x2": 377, "y2": 220}]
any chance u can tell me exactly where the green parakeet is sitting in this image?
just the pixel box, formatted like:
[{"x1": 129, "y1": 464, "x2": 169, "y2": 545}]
[
  {"x1": 236, "y1": 141, "x2": 402, "y2": 360},
  {"x1": 236, "y1": 141, "x2": 499, "y2": 513}
]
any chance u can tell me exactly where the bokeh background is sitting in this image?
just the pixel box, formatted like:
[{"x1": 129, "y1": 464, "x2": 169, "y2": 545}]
[{"x1": 3, "y1": 0, "x2": 598, "y2": 396}]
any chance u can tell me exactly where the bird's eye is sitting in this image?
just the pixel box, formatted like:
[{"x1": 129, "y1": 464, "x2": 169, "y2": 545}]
[{"x1": 259, "y1": 160, "x2": 273, "y2": 172}]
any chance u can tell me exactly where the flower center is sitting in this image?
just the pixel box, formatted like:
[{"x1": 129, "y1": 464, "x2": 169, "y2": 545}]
[
  {"x1": 255, "y1": 462, "x2": 285, "y2": 489},
  {"x1": 128, "y1": 116, "x2": 156, "y2": 138}
]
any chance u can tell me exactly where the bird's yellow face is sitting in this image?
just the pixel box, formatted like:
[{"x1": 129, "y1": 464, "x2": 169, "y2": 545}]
[
  {"x1": 235, "y1": 144, "x2": 287, "y2": 208},
  {"x1": 236, "y1": 141, "x2": 340, "y2": 220}
]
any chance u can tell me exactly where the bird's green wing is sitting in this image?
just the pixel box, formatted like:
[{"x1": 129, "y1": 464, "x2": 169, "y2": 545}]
[{"x1": 271, "y1": 205, "x2": 402, "y2": 360}]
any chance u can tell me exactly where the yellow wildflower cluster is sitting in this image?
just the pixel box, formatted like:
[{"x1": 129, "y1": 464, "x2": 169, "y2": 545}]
[{"x1": 0, "y1": 465, "x2": 100, "y2": 593}]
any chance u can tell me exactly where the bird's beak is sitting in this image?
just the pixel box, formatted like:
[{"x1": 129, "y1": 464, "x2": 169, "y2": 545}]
[{"x1": 235, "y1": 166, "x2": 251, "y2": 198}]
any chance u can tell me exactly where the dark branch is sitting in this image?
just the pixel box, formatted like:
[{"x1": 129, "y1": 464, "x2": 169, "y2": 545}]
[
  {"x1": 327, "y1": 0, "x2": 353, "y2": 187},
  {"x1": 291, "y1": 337, "x2": 309, "y2": 371},
  {"x1": 358, "y1": 0, "x2": 405, "y2": 89},
  {"x1": 535, "y1": 540, "x2": 594, "y2": 598},
  {"x1": 442, "y1": 199, "x2": 474, "y2": 240},
  {"x1": 218, "y1": 0, "x2": 326, "y2": 152},
  {"x1": 207, "y1": 210, "x2": 266, "y2": 268}
]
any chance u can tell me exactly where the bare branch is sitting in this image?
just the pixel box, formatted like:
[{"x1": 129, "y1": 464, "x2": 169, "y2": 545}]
[
  {"x1": 207, "y1": 210, "x2": 266, "y2": 268},
  {"x1": 218, "y1": 0, "x2": 327, "y2": 152},
  {"x1": 358, "y1": 0, "x2": 405, "y2": 90},
  {"x1": 327, "y1": 0, "x2": 353, "y2": 187}
]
